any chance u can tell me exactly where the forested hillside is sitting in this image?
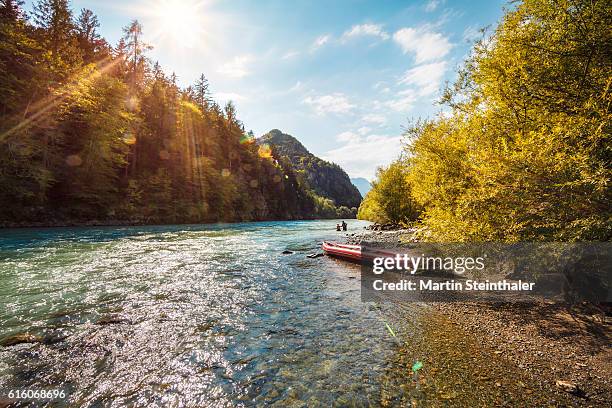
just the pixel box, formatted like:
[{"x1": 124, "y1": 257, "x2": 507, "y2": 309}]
[
  {"x1": 259, "y1": 129, "x2": 362, "y2": 210},
  {"x1": 358, "y1": 0, "x2": 611, "y2": 242},
  {"x1": 0, "y1": 0, "x2": 355, "y2": 226}
]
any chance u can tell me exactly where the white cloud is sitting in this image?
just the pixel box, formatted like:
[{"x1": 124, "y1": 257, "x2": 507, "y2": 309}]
[
  {"x1": 384, "y1": 95, "x2": 416, "y2": 112},
  {"x1": 373, "y1": 82, "x2": 391, "y2": 94},
  {"x1": 357, "y1": 126, "x2": 371, "y2": 135},
  {"x1": 282, "y1": 50, "x2": 300, "y2": 60},
  {"x1": 311, "y1": 35, "x2": 331, "y2": 51},
  {"x1": 362, "y1": 113, "x2": 387, "y2": 125},
  {"x1": 424, "y1": 0, "x2": 444, "y2": 12},
  {"x1": 399, "y1": 61, "x2": 447, "y2": 96},
  {"x1": 393, "y1": 27, "x2": 452, "y2": 63},
  {"x1": 323, "y1": 134, "x2": 402, "y2": 179},
  {"x1": 341, "y1": 23, "x2": 389, "y2": 42},
  {"x1": 217, "y1": 55, "x2": 254, "y2": 78},
  {"x1": 336, "y1": 131, "x2": 361, "y2": 143},
  {"x1": 215, "y1": 92, "x2": 247, "y2": 102},
  {"x1": 303, "y1": 93, "x2": 355, "y2": 115}
]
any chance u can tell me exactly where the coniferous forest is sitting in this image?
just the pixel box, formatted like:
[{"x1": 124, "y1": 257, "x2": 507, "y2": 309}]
[{"x1": 0, "y1": 0, "x2": 356, "y2": 226}]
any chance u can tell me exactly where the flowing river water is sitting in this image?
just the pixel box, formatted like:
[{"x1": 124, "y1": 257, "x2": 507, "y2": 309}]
[
  {"x1": 0, "y1": 220, "x2": 571, "y2": 407},
  {"x1": 0, "y1": 220, "x2": 425, "y2": 406}
]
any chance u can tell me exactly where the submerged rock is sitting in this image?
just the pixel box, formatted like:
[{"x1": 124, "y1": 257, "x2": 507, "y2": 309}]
[
  {"x1": 95, "y1": 314, "x2": 131, "y2": 325},
  {"x1": 282, "y1": 250, "x2": 294, "y2": 254},
  {"x1": 42, "y1": 331, "x2": 69, "y2": 345},
  {"x1": 0, "y1": 333, "x2": 43, "y2": 347}
]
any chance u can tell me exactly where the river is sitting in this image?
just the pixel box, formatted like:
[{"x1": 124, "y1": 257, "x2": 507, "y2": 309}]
[{"x1": 0, "y1": 220, "x2": 425, "y2": 406}]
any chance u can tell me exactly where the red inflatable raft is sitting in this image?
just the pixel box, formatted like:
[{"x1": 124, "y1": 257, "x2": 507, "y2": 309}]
[
  {"x1": 322, "y1": 241, "x2": 398, "y2": 263},
  {"x1": 322, "y1": 241, "x2": 361, "y2": 262},
  {"x1": 322, "y1": 241, "x2": 362, "y2": 261}
]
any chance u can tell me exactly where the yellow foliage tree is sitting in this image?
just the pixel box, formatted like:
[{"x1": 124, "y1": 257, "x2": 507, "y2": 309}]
[{"x1": 404, "y1": 0, "x2": 610, "y2": 242}]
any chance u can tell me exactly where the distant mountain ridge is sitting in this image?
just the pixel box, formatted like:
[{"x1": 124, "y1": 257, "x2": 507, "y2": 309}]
[
  {"x1": 350, "y1": 178, "x2": 372, "y2": 197},
  {"x1": 259, "y1": 130, "x2": 362, "y2": 209}
]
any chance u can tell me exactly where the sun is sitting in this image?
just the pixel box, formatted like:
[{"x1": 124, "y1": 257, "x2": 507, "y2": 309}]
[{"x1": 154, "y1": 0, "x2": 205, "y2": 47}]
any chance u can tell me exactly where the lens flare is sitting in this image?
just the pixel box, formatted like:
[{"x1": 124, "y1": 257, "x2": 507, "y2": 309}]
[
  {"x1": 154, "y1": 0, "x2": 205, "y2": 47},
  {"x1": 65, "y1": 155, "x2": 83, "y2": 167}
]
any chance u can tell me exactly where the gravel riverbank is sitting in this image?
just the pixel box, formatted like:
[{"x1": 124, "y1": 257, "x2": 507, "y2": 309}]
[{"x1": 343, "y1": 227, "x2": 611, "y2": 406}]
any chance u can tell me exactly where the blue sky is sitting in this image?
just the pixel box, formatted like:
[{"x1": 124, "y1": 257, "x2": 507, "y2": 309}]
[{"x1": 24, "y1": 0, "x2": 506, "y2": 180}]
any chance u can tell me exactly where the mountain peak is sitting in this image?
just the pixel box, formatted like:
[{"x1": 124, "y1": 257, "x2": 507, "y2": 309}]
[
  {"x1": 260, "y1": 129, "x2": 362, "y2": 208},
  {"x1": 259, "y1": 129, "x2": 312, "y2": 158}
]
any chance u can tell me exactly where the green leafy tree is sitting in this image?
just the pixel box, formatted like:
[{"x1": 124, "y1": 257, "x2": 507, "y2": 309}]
[{"x1": 357, "y1": 161, "x2": 421, "y2": 225}]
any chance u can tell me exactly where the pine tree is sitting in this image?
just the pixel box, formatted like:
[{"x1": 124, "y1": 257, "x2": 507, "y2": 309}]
[
  {"x1": 121, "y1": 20, "x2": 152, "y2": 91},
  {"x1": 152, "y1": 61, "x2": 163, "y2": 80},
  {"x1": 194, "y1": 74, "x2": 211, "y2": 109},
  {"x1": 32, "y1": 0, "x2": 75, "y2": 58},
  {"x1": 0, "y1": 0, "x2": 24, "y2": 21},
  {"x1": 75, "y1": 8, "x2": 108, "y2": 63},
  {"x1": 0, "y1": 0, "x2": 36, "y2": 116}
]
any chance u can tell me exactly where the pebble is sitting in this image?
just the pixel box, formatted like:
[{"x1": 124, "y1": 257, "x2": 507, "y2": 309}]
[{"x1": 555, "y1": 380, "x2": 581, "y2": 395}]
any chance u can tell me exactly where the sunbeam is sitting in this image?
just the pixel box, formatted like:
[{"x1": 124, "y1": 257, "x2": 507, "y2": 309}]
[{"x1": 0, "y1": 57, "x2": 122, "y2": 142}]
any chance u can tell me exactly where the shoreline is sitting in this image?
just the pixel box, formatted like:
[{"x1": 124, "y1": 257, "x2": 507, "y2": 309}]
[
  {"x1": 0, "y1": 217, "x2": 358, "y2": 230},
  {"x1": 345, "y1": 227, "x2": 611, "y2": 406}
]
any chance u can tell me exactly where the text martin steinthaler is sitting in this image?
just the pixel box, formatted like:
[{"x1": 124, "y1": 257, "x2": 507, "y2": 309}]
[{"x1": 370, "y1": 255, "x2": 535, "y2": 291}]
